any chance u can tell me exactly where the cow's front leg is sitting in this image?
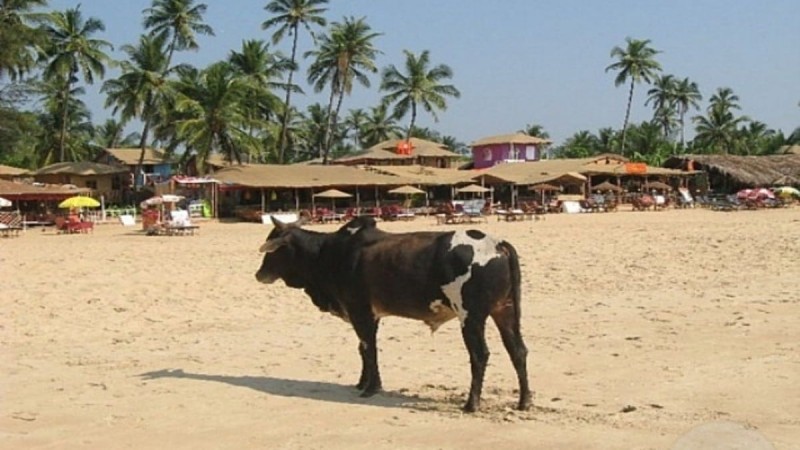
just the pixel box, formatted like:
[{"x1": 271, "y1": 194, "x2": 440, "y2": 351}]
[
  {"x1": 351, "y1": 311, "x2": 381, "y2": 396},
  {"x1": 461, "y1": 316, "x2": 489, "y2": 412}
]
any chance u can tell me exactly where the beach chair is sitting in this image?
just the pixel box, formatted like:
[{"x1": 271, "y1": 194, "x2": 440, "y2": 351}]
[
  {"x1": 166, "y1": 210, "x2": 199, "y2": 235},
  {"x1": 119, "y1": 214, "x2": 136, "y2": 227}
]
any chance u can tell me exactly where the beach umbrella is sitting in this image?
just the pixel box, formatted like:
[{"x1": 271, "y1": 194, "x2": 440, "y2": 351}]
[
  {"x1": 774, "y1": 186, "x2": 800, "y2": 198},
  {"x1": 645, "y1": 181, "x2": 672, "y2": 191},
  {"x1": 0, "y1": 196, "x2": 11, "y2": 208},
  {"x1": 591, "y1": 181, "x2": 622, "y2": 192},
  {"x1": 313, "y1": 188, "x2": 352, "y2": 211},
  {"x1": 58, "y1": 196, "x2": 100, "y2": 209},
  {"x1": 140, "y1": 194, "x2": 185, "y2": 207},
  {"x1": 530, "y1": 183, "x2": 561, "y2": 192},
  {"x1": 388, "y1": 185, "x2": 426, "y2": 195},
  {"x1": 456, "y1": 184, "x2": 492, "y2": 194}
]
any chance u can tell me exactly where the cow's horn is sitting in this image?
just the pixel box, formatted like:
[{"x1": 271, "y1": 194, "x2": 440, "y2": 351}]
[{"x1": 271, "y1": 216, "x2": 287, "y2": 230}]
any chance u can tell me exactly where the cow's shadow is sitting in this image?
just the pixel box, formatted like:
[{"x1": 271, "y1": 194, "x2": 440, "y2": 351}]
[{"x1": 139, "y1": 368, "x2": 434, "y2": 410}]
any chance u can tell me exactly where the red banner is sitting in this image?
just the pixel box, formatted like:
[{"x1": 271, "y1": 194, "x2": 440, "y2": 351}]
[{"x1": 625, "y1": 163, "x2": 647, "y2": 174}]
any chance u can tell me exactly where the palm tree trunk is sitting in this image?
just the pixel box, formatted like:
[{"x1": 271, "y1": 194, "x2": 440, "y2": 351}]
[
  {"x1": 136, "y1": 119, "x2": 151, "y2": 190},
  {"x1": 326, "y1": 80, "x2": 348, "y2": 160},
  {"x1": 320, "y1": 73, "x2": 339, "y2": 165},
  {"x1": 58, "y1": 76, "x2": 72, "y2": 162},
  {"x1": 277, "y1": 28, "x2": 299, "y2": 165},
  {"x1": 620, "y1": 79, "x2": 635, "y2": 155},
  {"x1": 679, "y1": 108, "x2": 686, "y2": 152},
  {"x1": 405, "y1": 102, "x2": 417, "y2": 142}
]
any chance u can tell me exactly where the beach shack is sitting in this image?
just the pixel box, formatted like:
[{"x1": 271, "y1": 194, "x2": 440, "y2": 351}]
[
  {"x1": 96, "y1": 147, "x2": 173, "y2": 187},
  {"x1": 470, "y1": 133, "x2": 552, "y2": 169}
]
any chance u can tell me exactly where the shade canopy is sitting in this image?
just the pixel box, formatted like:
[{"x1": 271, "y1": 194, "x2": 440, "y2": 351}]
[
  {"x1": 58, "y1": 196, "x2": 100, "y2": 209},
  {"x1": 141, "y1": 194, "x2": 185, "y2": 207},
  {"x1": 592, "y1": 181, "x2": 623, "y2": 192},
  {"x1": 0, "y1": 196, "x2": 11, "y2": 208},
  {"x1": 388, "y1": 185, "x2": 426, "y2": 195},
  {"x1": 456, "y1": 184, "x2": 492, "y2": 194},
  {"x1": 530, "y1": 183, "x2": 561, "y2": 192},
  {"x1": 645, "y1": 181, "x2": 673, "y2": 191},
  {"x1": 313, "y1": 188, "x2": 352, "y2": 198}
]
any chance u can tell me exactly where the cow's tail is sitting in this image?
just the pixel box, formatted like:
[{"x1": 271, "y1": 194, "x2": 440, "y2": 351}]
[{"x1": 500, "y1": 240, "x2": 522, "y2": 328}]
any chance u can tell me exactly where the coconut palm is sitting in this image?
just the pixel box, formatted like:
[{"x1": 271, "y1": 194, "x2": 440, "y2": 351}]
[
  {"x1": 557, "y1": 130, "x2": 598, "y2": 159},
  {"x1": 520, "y1": 123, "x2": 550, "y2": 140},
  {"x1": 360, "y1": 102, "x2": 401, "y2": 148},
  {"x1": 262, "y1": 0, "x2": 328, "y2": 164},
  {"x1": 173, "y1": 61, "x2": 255, "y2": 172},
  {"x1": 645, "y1": 74, "x2": 676, "y2": 137},
  {"x1": 306, "y1": 16, "x2": 381, "y2": 164},
  {"x1": 228, "y1": 38, "x2": 294, "y2": 161},
  {"x1": 605, "y1": 37, "x2": 661, "y2": 154},
  {"x1": 102, "y1": 33, "x2": 176, "y2": 185},
  {"x1": 736, "y1": 121, "x2": 774, "y2": 155},
  {"x1": 343, "y1": 107, "x2": 367, "y2": 149},
  {"x1": 92, "y1": 118, "x2": 141, "y2": 149},
  {"x1": 708, "y1": 86, "x2": 741, "y2": 114},
  {"x1": 34, "y1": 76, "x2": 94, "y2": 165},
  {"x1": 672, "y1": 77, "x2": 702, "y2": 151},
  {"x1": 0, "y1": 0, "x2": 48, "y2": 81},
  {"x1": 693, "y1": 105, "x2": 746, "y2": 154},
  {"x1": 40, "y1": 6, "x2": 112, "y2": 162},
  {"x1": 380, "y1": 49, "x2": 460, "y2": 145},
  {"x1": 143, "y1": 0, "x2": 214, "y2": 70}
]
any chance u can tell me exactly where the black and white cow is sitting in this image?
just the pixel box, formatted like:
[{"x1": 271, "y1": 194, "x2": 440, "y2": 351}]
[{"x1": 255, "y1": 216, "x2": 531, "y2": 412}]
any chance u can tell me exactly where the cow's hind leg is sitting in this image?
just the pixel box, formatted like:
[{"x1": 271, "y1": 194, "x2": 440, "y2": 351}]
[
  {"x1": 351, "y1": 311, "x2": 382, "y2": 397},
  {"x1": 461, "y1": 315, "x2": 489, "y2": 412},
  {"x1": 490, "y1": 304, "x2": 531, "y2": 410}
]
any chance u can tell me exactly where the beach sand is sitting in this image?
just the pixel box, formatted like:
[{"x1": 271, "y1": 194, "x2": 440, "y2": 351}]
[{"x1": 2, "y1": 207, "x2": 798, "y2": 449}]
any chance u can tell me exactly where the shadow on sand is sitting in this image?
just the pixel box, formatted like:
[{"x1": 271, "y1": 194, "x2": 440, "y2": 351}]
[{"x1": 139, "y1": 368, "x2": 434, "y2": 410}]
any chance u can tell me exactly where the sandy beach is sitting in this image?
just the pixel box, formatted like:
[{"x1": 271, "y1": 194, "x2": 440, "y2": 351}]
[{"x1": 2, "y1": 207, "x2": 798, "y2": 449}]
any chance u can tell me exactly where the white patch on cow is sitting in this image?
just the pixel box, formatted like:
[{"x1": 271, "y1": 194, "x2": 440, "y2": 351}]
[
  {"x1": 346, "y1": 225, "x2": 361, "y2": 235},
  {"x1": 439, "y1": 231, "x2": 501, "y2": 326},
  {"x1": 429, "y1": 299, "x2": 446, "y2": 313}
]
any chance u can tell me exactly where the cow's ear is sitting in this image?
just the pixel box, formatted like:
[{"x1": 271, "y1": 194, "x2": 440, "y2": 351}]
[{"x1": 259, "y1": 237, "x2": 285, "y2": 254}]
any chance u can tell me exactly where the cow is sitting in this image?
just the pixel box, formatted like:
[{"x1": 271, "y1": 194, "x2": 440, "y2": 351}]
[{"x1": 255, "y1": 216, "x2": 531, "y2": 412}]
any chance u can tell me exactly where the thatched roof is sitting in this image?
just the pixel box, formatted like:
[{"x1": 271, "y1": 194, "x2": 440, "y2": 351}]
[
  {"x1": 100, "y1": 148, "x2": 170, "y2": 165},
  {"x1": 665, "y1": 154, "x2": 800, "y2": 186},
  {"x1": 778, "y1": 145, "x2": 800, "y2": 155},
  {"x1": 0, "y1": 164, "x2": 28, "y2": 177},
  {"x1": 334, "y1": 138, "x2": 461, "y2": 164},
  {"x1": 474, "y1": 155, "x2": 684, "y2": 186},
  {"x1": 34, "y1": 161, "x2": 129, "y2": 176},
  {"x1": 363, "y1": 165, "x2": 477, "y2": 185},
  {"x1": 471, "y1": 132, "x2": 551, "y2": 147},
  {"x1": 0, "y1": 179, "x2": 91, "y2": 199},
  {"x1": 213, "y1": 164, "x2": 413, "y2": 189}
]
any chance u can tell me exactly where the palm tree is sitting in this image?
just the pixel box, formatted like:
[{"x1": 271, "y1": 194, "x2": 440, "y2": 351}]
[
  {"x1": 173, "y1": 61, "x2": 255, "y2": 171},
  {"x1": 556, "y1": 130, "x2": 598, "y2": 159},
  {"x1": 360, "y1": 102, "x2": 400, "y2": 148},
  {"x1": 736, "y1": 121, "x2": 774, "y2": 155},
  {"x1": 229, "y1": 39, "x2": 293, "y2": 161},
  {"x1": 41, "y1": 6, "x2": 112, "y2": 162},
  {"x1": 92, "y1": 118, "x2": 141, "y2": 149},
  {"x1": 343, "y1": 107, "x2": 367, "y2": 149},
  {"x1": 708, "y1": 86, "x2": 741, "y2": 114},
  {"x1": 605, "y1": 37, "x2": 661, "y2": 154},
  {"x1": 262, "y1": 0, "x2": 328, "y2": 164},
  {"x1": 143, "y1": 0, "x2": 214, "y2": 70},
  {"x1": 102, "y1": 33, "x2": 176, "y2": 187},
  {"x1": 306, "y1": 16, "x2": 381, "y2": 164},
  {"x1": 645, "y1": 74, "x2": 676, "y2": 137},
  {"x1": 0, "y1": 0, "x2": 48, "y2": 82},
  {"x1": 672, "y1": 77, "x2": 702, "y2": 151},
  {"x1": 520, "y1": 123, "x2": 550, "y2": 140},
  {"x1": 34, "y1": 76, "x2": 94, "y2": 165},
  {"x1": 693, "y1": 106, "x2": 746, "y2": 154},
  {"x1": 380, "y1": 49, "x2": 460, "y2": 146}
]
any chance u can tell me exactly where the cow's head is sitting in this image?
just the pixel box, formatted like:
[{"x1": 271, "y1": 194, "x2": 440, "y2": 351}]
[{"x1": 255, "y1": 216, "x2": 310, "y2": 286}]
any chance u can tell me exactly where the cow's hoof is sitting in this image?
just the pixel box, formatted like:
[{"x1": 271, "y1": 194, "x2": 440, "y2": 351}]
[
  {"x1": 517, "y1": 399, "x2": 532, "y2": 411},
  {"x1": 462, "y1": 401, "x2": 478, "y2": 413},
  {"x1": 359, "y1": 388, "x2": 379, "y2": 398}
]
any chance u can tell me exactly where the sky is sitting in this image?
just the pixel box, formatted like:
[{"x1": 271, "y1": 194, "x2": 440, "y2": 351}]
[{"x1": 47, "y1": 0, "x2": 800, "y2": 146}]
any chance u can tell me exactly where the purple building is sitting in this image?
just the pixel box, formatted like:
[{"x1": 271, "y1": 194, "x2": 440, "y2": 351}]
[{"x1": 470, "y1": 133, "x2": 551, "y2": 169}]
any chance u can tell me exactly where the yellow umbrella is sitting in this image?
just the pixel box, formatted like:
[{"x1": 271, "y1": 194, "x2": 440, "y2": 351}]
[{"x1": 58, "y1": 196, "x2": 100, "y2": 209}]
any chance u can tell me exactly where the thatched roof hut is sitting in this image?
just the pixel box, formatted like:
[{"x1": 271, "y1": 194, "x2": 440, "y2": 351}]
[
  {"x1": 34, "y1": 161, "x2": 128, "y2": 176},
  {"x1": 0, "y1": 179, "x2": 90, "y2": 200},
  {"x1": 0, "y1": 163, "x2": 28, "y2": 179},
  {"x1": 470, "y1": 132, "x2": 552, "y2": 147},
  {"x1": 664, "y1": 154, "x2": 800, "y2": 187},
  {"x1": 334, "y1": 138, "x2": 462, "y2": 168},
  {"x1": 364, "y1": 165, "x2": 476, "y2": 186},
  {"x1": 213, "y1": 164, "x2": 413, "y2": 189}
]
